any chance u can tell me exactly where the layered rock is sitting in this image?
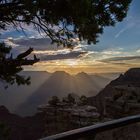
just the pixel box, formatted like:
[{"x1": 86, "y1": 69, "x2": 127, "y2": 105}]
[{"x1": 88, "y1": 68, "x2": 140, "y2": 118}]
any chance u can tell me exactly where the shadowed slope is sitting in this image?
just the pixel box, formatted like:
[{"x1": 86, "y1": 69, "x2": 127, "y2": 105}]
[
  {"x1": 0, "y1": 71, "x2": 51, "y2": 113},
  {"x1": 88, "y1": 68, "x2": 140, "y2": 114}
]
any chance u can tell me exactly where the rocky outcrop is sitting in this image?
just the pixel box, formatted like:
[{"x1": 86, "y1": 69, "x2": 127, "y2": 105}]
[{"x1": 88, "y1": 68, "x2": 140, "y2": 117}]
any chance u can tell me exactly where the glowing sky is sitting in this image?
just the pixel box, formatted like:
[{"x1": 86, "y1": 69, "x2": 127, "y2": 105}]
[{"x1": 0, "y1": 0, "x2": 140, "y2": 74}]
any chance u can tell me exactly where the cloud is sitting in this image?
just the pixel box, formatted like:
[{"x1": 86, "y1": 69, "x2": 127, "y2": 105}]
[
  {"x1": 101, "y1": 48, "x2": 124, "y2": 55},
  {"x1": 82, "y1": 47, "x2": 126, "y2": 61},
  {"x1": 4, "y1": 37, "x2": 88, "y2": 61},
  {"x1": 8, "y1": 37, "x2": 61, "y2": 50},
  {"x1": 0, "y1": 29, "x2": 36, "y2": 40},
  {"x1": 5, "y1": 37, "x2": 139, "y2": 64},
  {"x1": 100, "y1": 56, "x2": 140, "y2": 63},
  {"x1": 35, "y1": 51, "x2": 87, "y2": 61},
  {"x1": 4, "y1": 37, "x2": 64, "y2": 58},
  {"x1": 136, "y1": 49, "x2": 140, "y2": 53},
  {"x1": 5, "y1": 37, "x2": 80, "y2": 52}
]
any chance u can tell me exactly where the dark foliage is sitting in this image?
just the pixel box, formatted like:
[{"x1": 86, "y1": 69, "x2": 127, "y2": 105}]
[
  {"x1": 0, "y1": 42, "x2": 39, "y2": 88},
  {"x1": 48, "y1": 96, "x2": 60, "y2": 106},
  {"x1": 0, "y1": 0, "x2": 132, "y2": 46},
  {"x1": 0, "y1": 122, "x2": 10, "y2": 140}
]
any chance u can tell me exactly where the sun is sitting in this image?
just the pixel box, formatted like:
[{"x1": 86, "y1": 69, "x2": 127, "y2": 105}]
[{"x1": 66, "y1": 59, "x2": 78, "y2": 67}]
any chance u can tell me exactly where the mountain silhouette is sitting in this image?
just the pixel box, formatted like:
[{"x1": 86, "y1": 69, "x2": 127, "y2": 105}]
[{"x1": 16, "y1": 71, "x2": 116, "y2": 116}]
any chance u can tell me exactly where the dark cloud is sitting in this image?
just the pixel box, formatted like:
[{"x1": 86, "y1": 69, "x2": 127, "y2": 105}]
[
  {"x1": 5, "y1": 37, "x2": 64, "y2": 58},
  {"x1": 100, "y1": 56, "x2": 140, "y2": 63},
  {"x1": 5, "y1": 37, "x2": 87, "y2": 61},
  {"x1": 38, "y1": 51, "x2": 87, "y2": 61},
  {"x1": 10, "y1": 37, "x2": 63, "y2": 51}
]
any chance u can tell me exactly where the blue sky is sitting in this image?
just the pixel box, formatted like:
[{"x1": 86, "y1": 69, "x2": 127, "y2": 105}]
[
  {"x1": 1, "y1": 0, "x2": 140, "y2": 74},
  {"x1": 94, "y1": 0, "x2": 140, "y2": 51}
]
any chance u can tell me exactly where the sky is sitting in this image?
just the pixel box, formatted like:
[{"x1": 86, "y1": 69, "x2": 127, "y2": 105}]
[{"x1": 0, "y1": 0, "x2": 140, "y2": 74}]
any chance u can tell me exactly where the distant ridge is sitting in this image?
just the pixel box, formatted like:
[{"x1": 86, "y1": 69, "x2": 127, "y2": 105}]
[{"x1": 16, "y1": 71, "x2": 116, "y2": 116}]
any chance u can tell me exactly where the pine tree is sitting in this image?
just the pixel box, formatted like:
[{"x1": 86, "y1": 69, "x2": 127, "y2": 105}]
[{"x1": 0, "y1": 42, "x2": 39, "y2": 88}]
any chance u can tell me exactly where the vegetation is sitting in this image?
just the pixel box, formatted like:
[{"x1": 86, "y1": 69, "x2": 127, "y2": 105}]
[
  {"x1": 0, "y1": 122, "x2": 10, "y2": 140},
  {"x1": 62, "y1": 93, "x2": 76, "y2": 105},
  {"x1": 49, "y1": 94, "x2": 88, "y2": 106},
  {"x1": 0, "y1": 0, "x2": 132, "y2": 46},
  {"x1": 79, "y1": 95, "x2": 88, "y2": 105},
  {"x1": 0, "y1": 43, "x2": 39, "y2": 88},
  {"x1": 48, "y1": 96, "x2": 60, "y2": 107}
]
